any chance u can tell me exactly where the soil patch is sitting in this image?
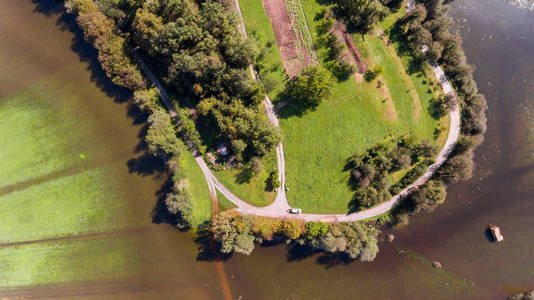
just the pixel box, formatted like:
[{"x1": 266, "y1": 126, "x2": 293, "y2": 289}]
[
  {"x1": 263, "y1": 0, "x2": 317, "y2": 77},
  {"x1": 332, "y1": 18, "x2": 367, "y2": 76}
]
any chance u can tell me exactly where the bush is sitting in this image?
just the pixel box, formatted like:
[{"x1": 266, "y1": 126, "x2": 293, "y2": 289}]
[
  {"x1": 265, "y1": 171, "x2": 280, "y2": 191},
  {"x1": 133, "y1": 88, "x2": 159, "y2": 112},
  {"x1": 304, "y1": 222, "x2": 329, "y2": 239},
  {"x1": 438, "y1": 153, "x2": 474, "y2": 183},
  {"x1": 282, "y1": 219, "x2": 304, "y2": 239}
]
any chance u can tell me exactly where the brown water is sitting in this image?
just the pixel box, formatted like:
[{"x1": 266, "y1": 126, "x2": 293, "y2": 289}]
[{"x1": 1, "y1": 0, "x2": 534, "y2": 299}]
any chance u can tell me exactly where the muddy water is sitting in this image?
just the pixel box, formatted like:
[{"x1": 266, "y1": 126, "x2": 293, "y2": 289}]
[
  {"x1": 2, "y1": 0, "x2": 534, "y2": 299},
  {"x1": 0, "y1": 1, "x2": 222, "y2": 298}
]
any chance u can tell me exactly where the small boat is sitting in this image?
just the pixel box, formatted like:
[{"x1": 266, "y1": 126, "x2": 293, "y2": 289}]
[{"x1": 489, "y1": 224, "x2": 504, "y2": 242}]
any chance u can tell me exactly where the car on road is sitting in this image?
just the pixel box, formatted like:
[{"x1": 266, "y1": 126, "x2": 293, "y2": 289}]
[{"x1": 289, "y1": 208, "x2": 302, "y2": 214}]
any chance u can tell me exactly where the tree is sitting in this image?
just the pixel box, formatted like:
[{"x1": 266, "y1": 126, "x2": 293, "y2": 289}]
[
  {"x1": 210, "y1": 212, "x2": 256, "y2": 255},
  {"x1": 165, "y1": 191, "x2": 193, "y2": 229},
  {"x1": 133, "y1": 88, "x2": 159, "y2": 112},
  {"x1": 438, "y1": 154, "x2": 474, "y2": 183},
  {"x1": 406, "y1": 180, "x2": 446, "y2": 213},
  {"x1": 288, "y1": 66, "x2": 335, "y2": 109},
  {"x1": 282, "y1": 219, "x2": 303, "y2": 240},
  {"x1": 145, "y1": 109, "x2": 181, "y2": 159},
  {"x1": 352, "y1": 187, "x2": 391, "y2": 210},
  {"x1": 335, "y1": 0, "x2": 387, "y2": 32},
  {"x1": 304, "y1": 222, "x2": 328, "y2": 239}
]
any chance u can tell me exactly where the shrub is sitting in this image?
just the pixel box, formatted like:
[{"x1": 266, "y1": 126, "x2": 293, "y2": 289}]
[
  {"x1": 304, "y1": 222, "x2": 329, "y2": 239},
  {"x1": 287, "y1": 66, "x2": 335, "y2": 109},
  {"x1": 438, "y1": 153, "x2": 474, "y2": 183},
  {"x1": 282, "y1": 219, "x2": 304, "y2": 239},
  {"x1": 265, "y1": 171, "x2": 280, "y2": 191},
  {"x1": 165, "y1": 191, "x2": 193, "y2": 229}
]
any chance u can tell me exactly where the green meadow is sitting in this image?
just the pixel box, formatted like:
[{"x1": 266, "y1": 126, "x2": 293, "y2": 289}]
[{"x1": 236, "y1": 0, "x2": 447, "y2": 213}]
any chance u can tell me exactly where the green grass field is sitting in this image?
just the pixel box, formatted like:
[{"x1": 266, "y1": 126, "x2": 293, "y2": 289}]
[
  {"x1": 177, "y1": 139, "x2": 213, "y2": 226},
  {"x1": 214, "y1": 149, "x2": 277, "y2": 207},
  {"x1": 238, "y1": 0, "x2": 288, "y2": 99},
  {"x1": 276, "y1": 0, "x2": 447, "y2": 213}
]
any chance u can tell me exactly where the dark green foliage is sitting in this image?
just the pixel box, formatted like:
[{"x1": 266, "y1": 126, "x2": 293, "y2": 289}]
[
  {"x1": 347, "y1": 135, "x2": 437, "y2": 211},
  {"x1": 364, "y1": 65, "x2": 383, "y2": 82},
  {"x1": 352, "y1": 186, "x2": 391, "y2": 210},
  {"x1": 211, "y1": 212, "x2": 256, "y2": 255},
  {"x1": 397, "y1": 0, "x2": 487, "y2": 190},
  {"x1": 133, "y1": 88, "x2": 159, "y2": 112},
  {"x1": 197, "y1": 98, "x2": 281, "y2": 158},
  {"x1": 165, "y1": 189, "x2": 193, "y2": 229},
  {"x1": 175, "y1": 108, "x2": 204, "y2": 152},
  {"x1": 334, "y1": 0, "x2": 389, "y2": 32},
  {"x1": 406, "y1": 180, "x2": 446, "y2": 213},
  {"x1": 265, "y1": 171, "x2": 280, "y2": 192},
  {"x1": 287, "y1": 66, "x2": 335, "y2": 109},
  {"x1": 392, "y1": 180, "x2": 446, "y2": 225}
]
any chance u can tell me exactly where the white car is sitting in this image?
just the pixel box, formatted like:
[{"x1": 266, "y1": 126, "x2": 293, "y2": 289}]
[{"x1": 289, "y1": 208, "x2": 302, "y2": 214}]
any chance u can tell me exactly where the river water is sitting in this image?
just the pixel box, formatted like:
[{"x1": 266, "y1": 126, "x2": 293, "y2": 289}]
[{"x1": 1, "y1": 0, "x2": 533, "y2": 299}]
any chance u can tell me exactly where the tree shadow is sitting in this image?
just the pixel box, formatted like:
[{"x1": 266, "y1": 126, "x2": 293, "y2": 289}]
[
  {"x1": 235, "y1": 167, "x2": 254, "y2": 184},
  {"x1": 276, "y1": 93, "x2": 316, "y2": 119},
  {"x1": 286, "y1": 243, "x2": 356, "y2": 268},
  {"x1": 151, "y1": 175, "x2": 175, "y2": 225},
  {"x1": 32, "y1": 0, "x2": 132, "y2": 104},
  {"x1": 427, "y1": 97, "x2": 446, "y2": 120},
  {"x1": 127, "y1": 153, "x2": 166, "y2": 177},
  {"x1": 194, "y1": 225, "x2": 233, "y2": 262}
]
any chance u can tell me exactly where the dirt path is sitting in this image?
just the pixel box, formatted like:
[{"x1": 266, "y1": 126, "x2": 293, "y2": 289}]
[{"x1": 263, "y1": 0, "x2": 317, "y2": 76}]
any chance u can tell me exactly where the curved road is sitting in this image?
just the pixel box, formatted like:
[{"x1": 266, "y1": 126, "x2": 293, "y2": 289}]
[{"x1": 134, "y1": 3, "x2": 461, "y2": 222}]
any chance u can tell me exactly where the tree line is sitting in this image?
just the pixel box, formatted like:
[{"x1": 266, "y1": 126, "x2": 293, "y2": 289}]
[{"x1": 211, "y1": 211, "x2": 379, "y2": 261}]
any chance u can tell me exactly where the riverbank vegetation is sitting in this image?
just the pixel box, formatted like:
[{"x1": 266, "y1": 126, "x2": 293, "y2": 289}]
[
  {"x1": 211, "y1": 211, "x2": 379, "y2": 261},
  {"x1": 390, "y1": 0, "x2": 488, "y2": 224}
]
